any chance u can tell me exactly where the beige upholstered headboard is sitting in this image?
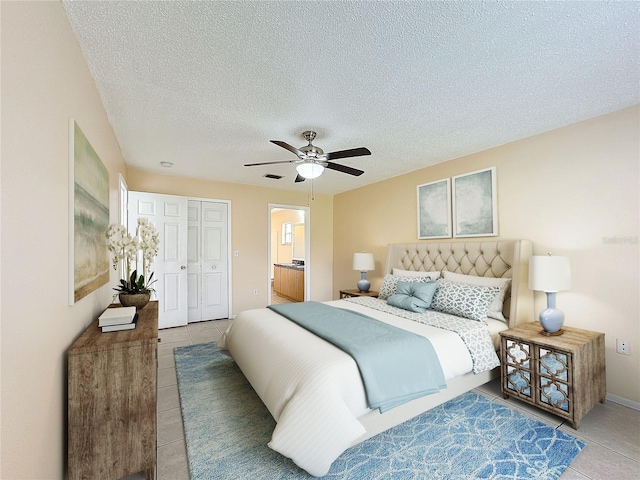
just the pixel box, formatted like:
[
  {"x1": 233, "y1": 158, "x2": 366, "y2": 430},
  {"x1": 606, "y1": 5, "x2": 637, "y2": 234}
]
[{"x1": 384, "y1": 240, "x2": 533, "y2": 328}]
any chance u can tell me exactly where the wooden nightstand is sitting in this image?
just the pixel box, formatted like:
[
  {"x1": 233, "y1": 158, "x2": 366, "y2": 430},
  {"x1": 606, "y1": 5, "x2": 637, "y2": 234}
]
[
  {"x1": 500, "y1": 322, "x2": 606, "y2": 429},
  {"x1": 339, "y1": 289, "x2": 379, "y2": 299}
]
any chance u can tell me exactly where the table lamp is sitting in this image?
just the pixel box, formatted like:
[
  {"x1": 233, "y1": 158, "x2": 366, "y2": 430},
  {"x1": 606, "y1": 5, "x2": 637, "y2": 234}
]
[
  {"x1": 528, "y1": 254, "x2": 572, "y2": 336},
  {"x1": 353, "y1": 252, "x2": 375, "y2": 292}
]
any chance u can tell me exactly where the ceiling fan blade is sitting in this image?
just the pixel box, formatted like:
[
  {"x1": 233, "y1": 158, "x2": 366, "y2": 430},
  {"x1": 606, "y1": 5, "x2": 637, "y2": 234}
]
[
  {"x1": 244, "y1": 160, "x2": 297, "y2": 167},
  {"x1": 294, "y1": 174, "x2": 306, "y2": 183},
  {"x1": 270, "y1": 140, "x2": 305, "y2": 158},
  {"x1": 325, "y1": 162, "x2": 365, "y2": 176},
  {"x1": 324, "y1": 147, "x2": 371, "y2": 161}
]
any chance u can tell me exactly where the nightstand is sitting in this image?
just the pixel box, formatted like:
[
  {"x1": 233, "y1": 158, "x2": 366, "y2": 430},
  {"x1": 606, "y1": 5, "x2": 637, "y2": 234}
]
[
  {"x1": 339, "y1": 289, "x2": 379, "y2": 299},
  {"x1": 500, "y1": 322, "x2": 606, "y2": 429}
]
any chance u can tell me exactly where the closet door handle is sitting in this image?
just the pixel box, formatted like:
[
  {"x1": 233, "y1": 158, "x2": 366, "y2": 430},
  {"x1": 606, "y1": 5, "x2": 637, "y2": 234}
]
[
  {"x1": 212, "y1": 265, "x2": 217, "y2": 269},
  {"x1": 181, "y1": 265, "x2": 187, "y2": 270}
]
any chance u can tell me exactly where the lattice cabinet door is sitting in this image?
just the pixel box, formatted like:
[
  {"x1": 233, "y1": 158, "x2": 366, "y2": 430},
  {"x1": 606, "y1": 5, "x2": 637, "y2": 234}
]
[
  {"x1": 537, "y1": 347, "x2": 573, "y2": 419},
  {"x1": 502, "y1": 337, "x2": 534, "y2": 402}
]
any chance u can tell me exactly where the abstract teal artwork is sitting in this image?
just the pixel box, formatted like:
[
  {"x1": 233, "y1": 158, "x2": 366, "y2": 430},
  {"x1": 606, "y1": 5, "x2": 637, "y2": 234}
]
[
  {"x1": 453, "y1": 167, "x2": 498, "y2": 237},
  {"x1": 417, "y1": 178, "x2": 451, "y2": 239}
]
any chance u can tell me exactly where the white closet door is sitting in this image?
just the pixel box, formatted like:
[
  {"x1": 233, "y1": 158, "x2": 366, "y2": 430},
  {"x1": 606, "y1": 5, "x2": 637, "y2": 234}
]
[
  {"x1": 129, "y1": 192, "x2": 188, "y2": 329},
  {"x1": 187, "y1": 201, "x2": 202, "y2": 322},
  {"x1": 200, "y1": 201, "x2": 229, "y2": 321},
  {"x1": 187, "y1": 200, "x2": 230, "y2": 322}
]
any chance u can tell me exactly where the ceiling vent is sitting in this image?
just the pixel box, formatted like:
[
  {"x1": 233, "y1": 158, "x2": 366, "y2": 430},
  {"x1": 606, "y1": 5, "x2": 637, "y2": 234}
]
[{"x1": 263, "y1": 174, "x2": 283, "y2": 180}]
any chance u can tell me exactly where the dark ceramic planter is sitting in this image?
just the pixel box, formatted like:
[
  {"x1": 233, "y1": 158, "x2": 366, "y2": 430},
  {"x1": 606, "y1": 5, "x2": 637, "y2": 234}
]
[{"x1": 118, "y1": 292, "x2": 151, "y2": 310}]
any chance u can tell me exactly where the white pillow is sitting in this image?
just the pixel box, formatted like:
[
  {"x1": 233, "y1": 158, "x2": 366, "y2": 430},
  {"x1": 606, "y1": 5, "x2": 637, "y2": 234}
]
[
  {"x1": 442, "y1": 271, "x2": 511, "y2": 322},
  {"x1": 392, "y1": 268, "x2": 440, "y2": 281}
]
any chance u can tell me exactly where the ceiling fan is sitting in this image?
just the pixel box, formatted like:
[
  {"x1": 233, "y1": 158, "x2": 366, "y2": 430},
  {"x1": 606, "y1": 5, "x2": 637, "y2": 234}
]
[{"x1": 244, "y1": 131, "x2": 371, "y2": 182}]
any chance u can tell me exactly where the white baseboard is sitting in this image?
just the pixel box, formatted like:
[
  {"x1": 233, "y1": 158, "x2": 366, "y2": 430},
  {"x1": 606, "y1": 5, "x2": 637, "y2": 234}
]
[{"x1": 606, "y1": 392, "x2": 640, "y2": 411}]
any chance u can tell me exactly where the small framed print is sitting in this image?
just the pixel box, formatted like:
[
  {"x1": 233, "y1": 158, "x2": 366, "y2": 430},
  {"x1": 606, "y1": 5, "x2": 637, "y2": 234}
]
[
  {"x1": 452, "y1": 167, "x2": 498, "y2": 238},
  {"x1": 417, "y1": 178, "x2": 451, "y2": 239}
]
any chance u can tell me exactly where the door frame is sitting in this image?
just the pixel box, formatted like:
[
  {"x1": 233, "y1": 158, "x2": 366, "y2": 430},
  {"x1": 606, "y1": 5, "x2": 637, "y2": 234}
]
[
  {"x1": 189, "y1": 196, "x2": 233, "y2": 320},
  {"x1": 268, "y1": 203, "x2": 310, "y2": 304}
]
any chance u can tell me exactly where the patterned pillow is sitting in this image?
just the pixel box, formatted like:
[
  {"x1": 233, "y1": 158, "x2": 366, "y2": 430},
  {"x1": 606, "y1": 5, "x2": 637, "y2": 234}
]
[
  {"x1": 378, "y1": 274, "x2": 430, "y2": 300},
  {"x1": 430, "y1": 280, "x2": 501, "y2": 323},
  {"x1": 442, "y1": 271, "x2": 511, "y2": 322}
]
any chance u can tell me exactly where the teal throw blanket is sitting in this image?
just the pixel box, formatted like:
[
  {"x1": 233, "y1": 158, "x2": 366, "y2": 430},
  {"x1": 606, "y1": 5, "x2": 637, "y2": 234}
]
[{"x1": 268, "y1": 301, "x2": 446, "y2": 412}]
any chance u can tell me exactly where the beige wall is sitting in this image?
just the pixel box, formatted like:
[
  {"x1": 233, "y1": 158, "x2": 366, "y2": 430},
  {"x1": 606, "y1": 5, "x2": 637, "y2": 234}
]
[
  {"x1": 126, "y1": 170, "x2": 334, "y2": 313},
  {"x1": 1, "y1": 2, "x2": 129, "y2": 477},
  {"x1": 334, "y1": 106, "x2": 640, "y2": 404}
]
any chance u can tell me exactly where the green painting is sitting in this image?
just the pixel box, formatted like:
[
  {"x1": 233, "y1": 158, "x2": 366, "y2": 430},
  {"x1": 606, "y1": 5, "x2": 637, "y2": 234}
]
[{"x1": 71, "y1": 120, "x2": 110, "y2": 303}]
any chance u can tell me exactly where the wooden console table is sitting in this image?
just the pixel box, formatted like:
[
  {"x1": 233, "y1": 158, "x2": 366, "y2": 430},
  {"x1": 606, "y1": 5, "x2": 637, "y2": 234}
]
[{"x1": 68, "y1": 301, "x2": 158, "y2": 479}]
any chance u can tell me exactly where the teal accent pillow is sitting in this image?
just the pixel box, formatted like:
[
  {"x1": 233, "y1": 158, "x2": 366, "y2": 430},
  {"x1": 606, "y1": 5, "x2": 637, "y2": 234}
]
[
  {"x1": 396, "y1": 281, "x2": 439, "y2": 305},
  {"x1": 378, "y1": 274, "x2": 430, "y2": 300},
  {"x1": 387, "y1": 281, "x2": 439, "y2": 313}
]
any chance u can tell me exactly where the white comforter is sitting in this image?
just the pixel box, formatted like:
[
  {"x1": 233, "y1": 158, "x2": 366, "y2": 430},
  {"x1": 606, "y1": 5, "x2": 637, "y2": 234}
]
[{"x1": 218, "y1": 299, "x2": 486, "y2": 476}]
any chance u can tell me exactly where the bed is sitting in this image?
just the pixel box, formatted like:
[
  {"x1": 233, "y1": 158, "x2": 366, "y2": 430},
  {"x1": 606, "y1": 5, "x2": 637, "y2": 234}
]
[{"x1": 219, "y1": 240, "x2": 533, "y2": 477}]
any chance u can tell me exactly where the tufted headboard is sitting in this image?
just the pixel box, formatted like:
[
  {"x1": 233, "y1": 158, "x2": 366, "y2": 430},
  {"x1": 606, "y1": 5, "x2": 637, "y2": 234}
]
[{"x1": 384, "y1": 240, "x2": 533, "y2": 328}]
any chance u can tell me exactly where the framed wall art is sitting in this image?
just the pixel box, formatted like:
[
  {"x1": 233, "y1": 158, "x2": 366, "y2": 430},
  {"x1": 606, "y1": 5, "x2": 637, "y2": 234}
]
[
  {"x1": 417, "y1": 178, "x2": 451, "y2": 239},
  {"x1": 452, "y1": 166, "x2": 498, "y2": 237},
  {"x1": 69, "y1": 119, "x2": 110, "y2": 304}
]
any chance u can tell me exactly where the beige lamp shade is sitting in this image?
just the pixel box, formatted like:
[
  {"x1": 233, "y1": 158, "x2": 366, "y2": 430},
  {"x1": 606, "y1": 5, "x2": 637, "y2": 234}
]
[
  {"x1": 353, "y1": 252, "x2": 375, "y2": 271},
  {"x1": 529, "y1": 255, "x2": 572, "y2": 292}
]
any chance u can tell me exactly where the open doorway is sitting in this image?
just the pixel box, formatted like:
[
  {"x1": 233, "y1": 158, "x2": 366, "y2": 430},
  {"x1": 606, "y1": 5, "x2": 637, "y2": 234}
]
[{"x1": 268, "y1": 204, "x2": 310, "y2": 305}]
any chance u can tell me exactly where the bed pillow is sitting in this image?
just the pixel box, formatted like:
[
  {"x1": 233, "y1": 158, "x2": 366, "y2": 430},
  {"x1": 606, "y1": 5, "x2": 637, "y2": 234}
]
[
  {"x1": 387, "y1": 293, "x2": 429, "y2": 313},
  {"x1": 392, "y1": 268, "x2": 440, "y2": 281},
  {"x1": 387, "y1": 281, "x2": 439, "y2": 313},
  {"x1": 442, "y1": 271, "x2": 511, "y2": 322},
  {"x1": 396, "y1": 281, "x2": 439, "y2": 305},
  {"x1": 378, "y1": 274, "x2": 430, "y2": 300},
  {"x1": 429, "y1": 280, "x2": 501, "y2": 323}
]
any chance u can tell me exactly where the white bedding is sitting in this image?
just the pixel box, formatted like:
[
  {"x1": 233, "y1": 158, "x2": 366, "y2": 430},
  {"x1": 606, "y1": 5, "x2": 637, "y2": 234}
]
[{"x1": 218, "y1": 299, "x2": 504, "y2": 477}]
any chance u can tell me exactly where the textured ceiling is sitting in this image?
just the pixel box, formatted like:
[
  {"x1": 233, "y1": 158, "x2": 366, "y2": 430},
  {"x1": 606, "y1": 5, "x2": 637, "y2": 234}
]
[{"x1": 63, "y1": 1, "x2": 639, "y2": 195}]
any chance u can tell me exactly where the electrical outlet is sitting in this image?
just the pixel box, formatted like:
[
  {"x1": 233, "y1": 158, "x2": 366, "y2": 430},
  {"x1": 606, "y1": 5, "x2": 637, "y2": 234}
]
[
  {"x1": 253, "y1": 289, "x2": 258, "y2": 296},
  {"x1": 616, "y1": 339, "x2": 631, "y2": 355}
]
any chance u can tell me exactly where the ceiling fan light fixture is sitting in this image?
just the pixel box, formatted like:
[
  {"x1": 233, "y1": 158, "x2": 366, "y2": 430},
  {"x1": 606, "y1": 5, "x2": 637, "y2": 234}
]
[{"x1": 296, "y1": 163, "x2": 324, "y2": 179}]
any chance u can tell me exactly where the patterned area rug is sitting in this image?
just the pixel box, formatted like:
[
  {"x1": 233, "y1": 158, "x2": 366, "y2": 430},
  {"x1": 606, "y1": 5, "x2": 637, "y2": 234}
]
[{"x1": 174, "y1": 342, "x2": 584, "y2": 479}]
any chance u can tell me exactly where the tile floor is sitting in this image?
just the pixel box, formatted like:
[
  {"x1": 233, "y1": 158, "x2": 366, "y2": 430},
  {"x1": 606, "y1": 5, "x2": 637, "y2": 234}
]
[{"x1": 127, "y1": 319, "x2": 640, "y2": 480}]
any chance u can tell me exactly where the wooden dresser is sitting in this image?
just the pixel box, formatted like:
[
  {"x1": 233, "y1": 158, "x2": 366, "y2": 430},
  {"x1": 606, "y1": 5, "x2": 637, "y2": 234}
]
[{"x1": 68, "y1": 301, "x2": 158, "y2": 480}]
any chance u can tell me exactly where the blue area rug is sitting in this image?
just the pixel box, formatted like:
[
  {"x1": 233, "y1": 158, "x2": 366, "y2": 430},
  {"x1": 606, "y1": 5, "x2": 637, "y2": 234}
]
[{"x1": 174, "y1": 342, "x2": 585, "y2": 479}]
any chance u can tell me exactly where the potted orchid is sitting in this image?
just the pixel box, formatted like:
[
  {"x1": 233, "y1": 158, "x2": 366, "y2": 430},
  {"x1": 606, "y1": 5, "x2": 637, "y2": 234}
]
[{"x1": 106, "y1": 218, "x2": 160, "y2": 309}]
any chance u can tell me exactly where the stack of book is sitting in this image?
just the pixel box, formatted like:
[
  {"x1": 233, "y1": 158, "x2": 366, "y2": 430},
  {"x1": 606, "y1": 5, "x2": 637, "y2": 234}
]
[{"x1": 98, "y1": 306, "x2": 139, "y2": 332}]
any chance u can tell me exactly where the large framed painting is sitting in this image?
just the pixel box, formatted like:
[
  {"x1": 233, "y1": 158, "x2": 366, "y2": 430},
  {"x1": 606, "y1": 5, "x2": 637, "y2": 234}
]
[
  {"x1": 452, "y1": 167, "x2": 498, "y2": 238},
  {"x1": 69, "y1": 120, "x2": 110, "y2": 305},
  {"x1": 417, "y1": 178, "x2": 451, "y2": 239}
]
